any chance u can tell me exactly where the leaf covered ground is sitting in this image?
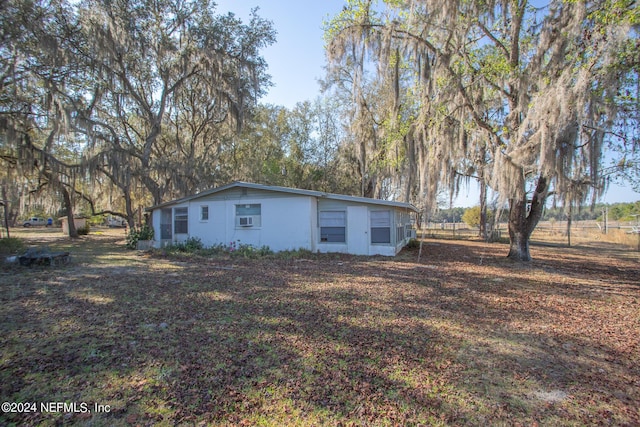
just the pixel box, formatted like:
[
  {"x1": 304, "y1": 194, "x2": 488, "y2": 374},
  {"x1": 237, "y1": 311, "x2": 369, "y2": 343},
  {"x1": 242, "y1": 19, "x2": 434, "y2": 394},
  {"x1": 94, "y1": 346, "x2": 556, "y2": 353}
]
[{"x1": 1, "y1": 229, "x2": 639, "y2": 426}]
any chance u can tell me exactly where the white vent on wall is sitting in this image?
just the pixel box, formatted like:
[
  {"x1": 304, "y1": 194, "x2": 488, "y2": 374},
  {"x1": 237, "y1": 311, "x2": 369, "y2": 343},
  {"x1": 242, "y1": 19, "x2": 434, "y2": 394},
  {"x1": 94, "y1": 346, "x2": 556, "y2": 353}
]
[{"x1": 239, "y1": 216, "x2": 253, "y2": 227}]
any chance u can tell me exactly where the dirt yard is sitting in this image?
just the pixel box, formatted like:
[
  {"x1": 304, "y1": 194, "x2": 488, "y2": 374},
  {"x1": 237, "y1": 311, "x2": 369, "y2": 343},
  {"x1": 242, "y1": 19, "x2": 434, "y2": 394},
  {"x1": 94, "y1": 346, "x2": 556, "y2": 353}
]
[{"x1": 1, "y1": 228, "x2": 638, "y2": 426}]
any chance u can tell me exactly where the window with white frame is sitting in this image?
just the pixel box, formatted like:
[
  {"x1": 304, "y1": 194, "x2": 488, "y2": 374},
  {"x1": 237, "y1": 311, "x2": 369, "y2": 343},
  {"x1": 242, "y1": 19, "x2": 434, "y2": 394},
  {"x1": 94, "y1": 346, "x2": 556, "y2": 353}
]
[
  {"x1": 174, "y1": 207, "x2": 188, "y2": 234},
  {"x1": 370, "y1": 210, "x2": 391, "y2": 244},
  {"x1": 235, "y1": 204, "x2": 261, "y2": 227},
  {"x1": 200, "y1": 205, "x2": 209, "y2": 221},
  {"x1": 319, "y1": 211, "x2": 346, "y2": 243}
]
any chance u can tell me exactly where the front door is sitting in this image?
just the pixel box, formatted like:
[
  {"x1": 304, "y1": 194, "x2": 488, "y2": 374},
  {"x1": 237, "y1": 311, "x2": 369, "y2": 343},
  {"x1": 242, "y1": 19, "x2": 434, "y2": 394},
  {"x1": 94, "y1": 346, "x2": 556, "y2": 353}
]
[{"x1": 347, "y1": 206, "x2": 368, "y2": 255}]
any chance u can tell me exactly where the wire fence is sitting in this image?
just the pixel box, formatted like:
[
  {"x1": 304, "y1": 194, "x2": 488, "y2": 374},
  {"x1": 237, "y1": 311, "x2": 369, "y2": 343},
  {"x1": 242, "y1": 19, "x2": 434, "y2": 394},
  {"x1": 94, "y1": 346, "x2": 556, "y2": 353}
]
[{"x1": 416, "y1": 220, "x2": 640, "y2": 251}]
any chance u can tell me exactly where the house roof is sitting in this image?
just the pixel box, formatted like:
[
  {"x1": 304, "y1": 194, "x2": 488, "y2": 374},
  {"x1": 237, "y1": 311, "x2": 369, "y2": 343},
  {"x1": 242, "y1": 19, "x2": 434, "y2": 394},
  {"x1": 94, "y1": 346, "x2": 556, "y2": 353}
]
[{"x1": 147, "y1": 181, "x2": 419, "y2": 212}]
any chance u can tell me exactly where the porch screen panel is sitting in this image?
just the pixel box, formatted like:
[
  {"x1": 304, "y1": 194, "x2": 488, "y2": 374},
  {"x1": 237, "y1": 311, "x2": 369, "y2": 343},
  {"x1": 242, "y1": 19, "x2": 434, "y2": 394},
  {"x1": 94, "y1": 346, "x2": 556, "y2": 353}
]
[
  {"x1": 160, "y1": 209, "x2": 172, "y2": 239},
  {"x1": 396, "y1": 211, "x2": 408, "y2": 244},
  {"x1": 370, "y1": 210, "x2": 391, "y2": 244},
  {"x1": 174, "y1": 207, "x2": 188, "y2": 234},
  {"x1": 319, "y1": 211, "x2": 346, "y2": 242}
]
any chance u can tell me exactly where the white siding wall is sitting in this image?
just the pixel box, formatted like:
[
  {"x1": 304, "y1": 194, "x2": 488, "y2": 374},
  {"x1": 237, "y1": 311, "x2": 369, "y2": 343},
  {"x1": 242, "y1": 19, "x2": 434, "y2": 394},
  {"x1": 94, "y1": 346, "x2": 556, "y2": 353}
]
[
  {"x1": 166, "y1": 195, "x2": 315, "y2": 252},
  {"x1": 150, "y1": 188, "x2": 413, "y2": 256}
]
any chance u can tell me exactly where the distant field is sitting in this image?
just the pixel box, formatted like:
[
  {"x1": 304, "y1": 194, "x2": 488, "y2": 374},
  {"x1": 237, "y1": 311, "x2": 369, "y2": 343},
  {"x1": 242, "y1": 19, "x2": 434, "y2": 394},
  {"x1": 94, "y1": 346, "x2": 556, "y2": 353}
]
[
  {"x1": 1, "y1": 228, "x2": 638, "y2": 426},
  {"x1": 422, "y1": 220, "x2": 640, "y2": 250}
]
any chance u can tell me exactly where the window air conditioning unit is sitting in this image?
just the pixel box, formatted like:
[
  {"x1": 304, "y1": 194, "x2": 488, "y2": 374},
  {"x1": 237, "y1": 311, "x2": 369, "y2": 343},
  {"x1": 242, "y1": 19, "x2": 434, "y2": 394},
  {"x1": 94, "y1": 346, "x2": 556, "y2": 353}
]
[{"x1": 239, "y1": 216, "x2": 253, "y2": 227}]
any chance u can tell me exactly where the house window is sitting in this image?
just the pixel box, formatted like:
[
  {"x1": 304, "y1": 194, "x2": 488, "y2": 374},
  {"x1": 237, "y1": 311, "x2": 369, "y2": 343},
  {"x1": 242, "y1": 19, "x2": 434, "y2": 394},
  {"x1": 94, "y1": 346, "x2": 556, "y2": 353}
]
[
  {"x1": 201, "y1": 205, "x2": 209, "y2": 221},
  {"x1": 371, "y1": 210, "x2": 391, "y2": 244},
  {"x1": 320, "y1": 211, "x2": 346, "y2": 243},
  {"x1": 235, "y1": 204, "x2": 261, "y2": 227},
  {"x1": 174, "y1": 207, "x2": 188, "y2": 234}
]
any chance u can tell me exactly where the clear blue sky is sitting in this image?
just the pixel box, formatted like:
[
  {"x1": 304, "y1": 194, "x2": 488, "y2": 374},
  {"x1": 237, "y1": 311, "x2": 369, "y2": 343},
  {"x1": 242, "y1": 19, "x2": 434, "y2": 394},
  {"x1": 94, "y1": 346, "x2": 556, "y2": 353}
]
[
  {"x1": 214, "y1": 0, "x2": 346, "y2": 108},
  {"x1": 215, "y1": 0, "x2": 640, "y2": 207}
]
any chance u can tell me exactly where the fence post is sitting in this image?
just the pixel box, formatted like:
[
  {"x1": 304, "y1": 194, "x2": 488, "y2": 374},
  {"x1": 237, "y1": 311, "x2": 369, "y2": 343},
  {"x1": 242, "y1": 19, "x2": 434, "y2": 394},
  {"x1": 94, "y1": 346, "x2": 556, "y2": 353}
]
[{"x1": 634, "y1": 215, "x2": 640, "y2": 252}]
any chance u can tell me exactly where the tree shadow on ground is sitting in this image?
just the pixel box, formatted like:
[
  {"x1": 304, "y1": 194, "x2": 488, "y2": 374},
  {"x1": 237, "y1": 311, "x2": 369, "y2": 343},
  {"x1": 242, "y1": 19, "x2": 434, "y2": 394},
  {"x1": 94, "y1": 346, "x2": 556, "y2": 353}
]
[{"x1": 1, "y1": 235, "x2": 638, "y2": 425}]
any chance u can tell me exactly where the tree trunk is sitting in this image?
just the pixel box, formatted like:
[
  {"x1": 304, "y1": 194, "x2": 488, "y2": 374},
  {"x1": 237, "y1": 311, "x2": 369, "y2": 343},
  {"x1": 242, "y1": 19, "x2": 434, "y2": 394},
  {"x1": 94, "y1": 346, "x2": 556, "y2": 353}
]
[
  {"x1": 61, "y1": 185, "x2": 79, "y2": 238},
  {"x1": 566, "y1": 203, "x2": 573, "y2": 247},
  {"x1": 477, "y1": 145, "x2": 488, "y2": 240},
  {"x1": 507, "y1": 198, "x2": 532, "y2": 261},
  {"x1": 479, "y1": 176, "x2": 487, "y2": 240},
  {"x1": 1, "y1": 186, "x2": 10, "y2": 238},
  {"x1": 123, "y1": 186, "x2": 135, "y2": 228},
  {"x1": 140, "y1": 174, "x2": 164, "y2": 207},
  {"x1": 507, "y1": 176, "x2": 548, "y2": 262},
  {"x1": 41, "y1": 166, "x2": 78, "y2": 238}
]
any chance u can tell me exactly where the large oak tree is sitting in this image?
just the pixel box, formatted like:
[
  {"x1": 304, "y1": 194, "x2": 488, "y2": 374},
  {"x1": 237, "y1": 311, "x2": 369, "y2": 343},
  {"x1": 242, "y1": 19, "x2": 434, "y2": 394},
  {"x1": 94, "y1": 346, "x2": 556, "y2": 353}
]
[
  {"x1": 325, "y1": 0, "x2": 638, "y2": 260},
  {"x1": 2, "y1": 0, "x2": 276, "y2": 229},
  {"x1": 72, "y1": 0, "x2": 275, "y2": 208}
]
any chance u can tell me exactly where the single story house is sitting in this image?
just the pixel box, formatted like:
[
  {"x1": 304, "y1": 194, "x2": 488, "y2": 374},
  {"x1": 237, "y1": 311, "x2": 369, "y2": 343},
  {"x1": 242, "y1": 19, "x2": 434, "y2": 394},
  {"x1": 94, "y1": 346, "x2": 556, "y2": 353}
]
[{"x1": 147, "y1": 182, "x2": 418, "y2": 256}]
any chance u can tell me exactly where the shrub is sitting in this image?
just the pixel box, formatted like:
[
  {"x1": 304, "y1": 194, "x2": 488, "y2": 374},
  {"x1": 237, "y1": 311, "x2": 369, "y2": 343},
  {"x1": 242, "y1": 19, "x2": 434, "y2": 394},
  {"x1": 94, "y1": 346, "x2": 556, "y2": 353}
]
[
  {"x1": 167, "y1": 237, "x2": 204, "y2": 253},
  {"x1": 86, "y1": 215, "x2": 104, "y2": 227},
  {"x1": 406, "y1": 238, "x2": 420, "y2": 249},
  {"x1": 126, "y1": 224, "x2": 154, "y2": 249},
  {"x1": 462, "y1": 206, "x2": 494, "y2": 229},
  {"x1": 0, "y1": 238, "x2": 26, "y2": 256},
  {"x1": 77, "y1": 224, "x2": 90, "y2": 235},
  {"x1": 201, "y1": 243, "x2": 230, "y2": 256},
  {"x1": 229, "y1": 241, "x2": 272, "y2": 258},
  {"x1": 273, "y1": 248, "x2": 314, "y2": 259},
  {"x1": 156, "y1": 238, "x2": 277, "y2": 258}
]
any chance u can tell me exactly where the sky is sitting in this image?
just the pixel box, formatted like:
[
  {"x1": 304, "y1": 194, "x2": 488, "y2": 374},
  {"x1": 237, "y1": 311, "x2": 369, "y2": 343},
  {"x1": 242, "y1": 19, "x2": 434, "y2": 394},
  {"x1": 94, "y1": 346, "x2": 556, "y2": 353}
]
[
  {"x1": 214, "y1": 0, "x2": 346, "y2": 108},
  {"x1": 214, "y1": 0, "x2": 640, "y2": 208}
]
